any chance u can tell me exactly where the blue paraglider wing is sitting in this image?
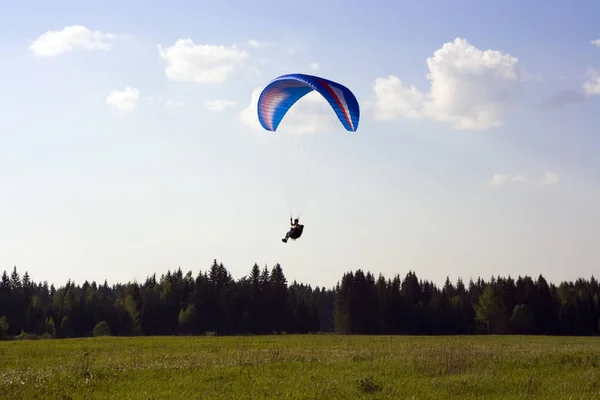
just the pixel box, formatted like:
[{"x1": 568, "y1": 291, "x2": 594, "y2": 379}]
[{"x1": 257, "y1": 73, "x2": 360, "y2": 132}]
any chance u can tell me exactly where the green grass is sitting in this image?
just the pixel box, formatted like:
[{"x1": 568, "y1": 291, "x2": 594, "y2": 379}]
[{"x1": 1, "y1": 335, "x2": 600, "y2": 399}]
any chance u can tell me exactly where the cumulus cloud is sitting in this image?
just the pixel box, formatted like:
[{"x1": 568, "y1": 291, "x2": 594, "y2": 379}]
[
  {"x1": 309, "y1": 62, "x2": 320, "y2": 70},
  {"x1": 592, "y1": 39, "x2": 600, "y2": 48},
  {"x1": 542, "y1": 67, "x2": 600, "y2": 108},
  {"x1": 241, "y1": 88, "x2": 338, "y2": 134},
  {"x1": 204, "y1": 99, "x2": 236, "y2": 111},
  {"x1": 486, "y1": 173, "x2": 509, "y2": 187},
  {"x1": 29, "y1": 25, "x2": 115, "y2": 57},
  {"x1": 486, "y1": 173, "x2": 526, "y2": 187},
  {"x1": 540, "y1": 172, "x2": 559, "y2": 186},
  {"x1": 372, "y1": 38, "x2": 529, "y2": 130},
  {"x1": 486, "y1": 172, "x2": 560, "y2": 188},
  {"x1": 583, "y1": 68, "x2": 600, "y2": 97},
  {"x1": 106, "y1": 87, "x2": 139, "y2": 111},
  {"x1": 157, "y1": 39, "x2": 248, "y2": 83},
  {"x1": 248, "y1": 39, "x2": 270, "y2": 48},
  {"x1": 240, "y1": 89, "x2": 263, "y2": 130}
]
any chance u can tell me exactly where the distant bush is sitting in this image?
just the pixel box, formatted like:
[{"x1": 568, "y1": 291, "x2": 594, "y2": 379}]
[
  {"x1": 93, "y1": 321, "x2": 111, "y2": 337},
  {"x1": 15, "y1": 330, "x2": 39, "y2": 340}
]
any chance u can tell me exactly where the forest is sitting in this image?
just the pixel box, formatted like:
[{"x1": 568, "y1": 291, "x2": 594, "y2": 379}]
[{"x1": 0, "y1": 260, "x2": 599, "y2": 339}]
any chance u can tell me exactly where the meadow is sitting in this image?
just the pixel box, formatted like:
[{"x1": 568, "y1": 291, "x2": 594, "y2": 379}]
[{"x1": 1, "y1": 335, "x2": 600, "y2": 399}]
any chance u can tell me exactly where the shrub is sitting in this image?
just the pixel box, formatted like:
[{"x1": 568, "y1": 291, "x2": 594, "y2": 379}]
[{"x1": 93, "y1": 321, "x2": 111, "y2": 337}]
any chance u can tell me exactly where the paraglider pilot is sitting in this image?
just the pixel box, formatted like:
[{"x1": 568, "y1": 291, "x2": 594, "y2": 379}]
[{"x1": 282, "y1": 217, "x2": 304, "y2": 243}]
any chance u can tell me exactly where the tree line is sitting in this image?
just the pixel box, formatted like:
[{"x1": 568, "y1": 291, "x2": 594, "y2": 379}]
[{"x1": 0, "y1": 260, "x2": 599, "y2": 339}]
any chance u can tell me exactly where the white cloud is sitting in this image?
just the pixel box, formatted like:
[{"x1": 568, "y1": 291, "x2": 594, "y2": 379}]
[
  {"x1": 248, "y1": 39, "x2": 270, "y2": 48},
  {"x1": 592, "y1": 39, "x2": 600, "y2": 48},
  {"x1": 309, "y1": 62, "x2": 320, "y2": 70},
  {"x1": 157, "y1": 39, "x2": 248, "y2": 83},
  {"x1": 372, "y1": 75, "x2": 425, "y2": 119},
  {"x1": 486, "y1": 173, "x2": 509, "y2": 187},
  {"x1": 29, "y1": 25, "x2": 115, "y2": 57},
  {"x1": 204, "y1": 99, "x2": 236, "y2": 111},
  {"x1": 583, "y1": 68, "x2": 600, "y2": 97},
  {"x1": 372, "y1": 38, "x2": 528, "y2": 130},
  {"x1": 241, "y1": 88, "x2": 263, "y2": 130},
  {"x1": 486, "y1": 173, "x2": 526, "y2": 187},
  {"x1": 241, "y1": 87, "x2": 339, "y2": 134},
  {"x1": 106, "y1": 87, "x2": 139, "y2": 111},
  {"x1": 540, "y1": 172, "x2": 559, "y2": 186}
]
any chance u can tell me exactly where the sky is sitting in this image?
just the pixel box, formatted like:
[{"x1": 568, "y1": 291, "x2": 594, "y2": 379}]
[{"x1": 1, "y1": 0, "x2": 600, "y2": 289}]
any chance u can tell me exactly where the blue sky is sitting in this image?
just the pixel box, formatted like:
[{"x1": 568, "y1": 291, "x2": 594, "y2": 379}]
[{"x1": 1, "y1": 0, "x2": 599, "y2": 289}]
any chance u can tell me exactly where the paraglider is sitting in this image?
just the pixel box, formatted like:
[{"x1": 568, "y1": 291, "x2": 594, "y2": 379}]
[
  {"x1": 282, "y1": 218, "x2": 304, "y2": 243},
  {"x1": 256, "y1": 73, "x2": 360, "y2": 242}
]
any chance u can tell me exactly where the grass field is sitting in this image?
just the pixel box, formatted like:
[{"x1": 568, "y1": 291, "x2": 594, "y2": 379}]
[{"x1": 1, "y1": 335, "x2": 600, "y2": 399}]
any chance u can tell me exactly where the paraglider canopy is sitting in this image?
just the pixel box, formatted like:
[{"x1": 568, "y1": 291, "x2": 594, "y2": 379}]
[{"x1": 257, "y1": 73, "x2": 360, "y2": 133}]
